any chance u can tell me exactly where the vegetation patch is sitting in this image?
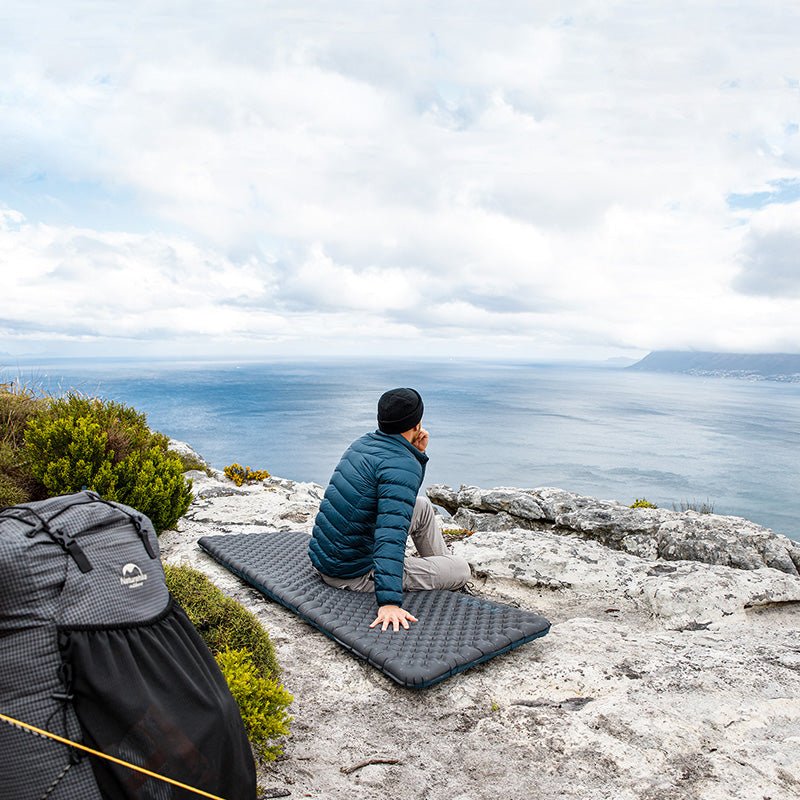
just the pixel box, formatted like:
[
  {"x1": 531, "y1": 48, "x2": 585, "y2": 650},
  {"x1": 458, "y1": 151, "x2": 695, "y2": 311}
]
[
  {"x1": 165, "y1": 563, "x2": 291, "y2": 760},
  {"x1": 673, "y1": 498, "x2": 715, "y2": 514},
  {"x1": 22, "y1": 392, "x2": 191, "y2": 532},
  {"x1": 173, "y1": 450, "x2": 212, "y2": 475},
  {"x1": 0, "y1": 383, "x2": 46, "y2": 508},
  {"x1": 215, "y1": 648, "x2": 293, "y2": 761},
  {"x1": 442, "y1": 527, "x2": 475, "y2": 542},
  {"x1": 630, "y1": 498, "x2": 658, "y2": 509},
  {"x1": 164, "y1": 563, "x2": 281, "y2": 679},
  {"x1": 224, "y1": 463, "x2": 271, "y2": 486},
  {"x1": 1, "y1": 383, "x2": 192, "y2": 531}
]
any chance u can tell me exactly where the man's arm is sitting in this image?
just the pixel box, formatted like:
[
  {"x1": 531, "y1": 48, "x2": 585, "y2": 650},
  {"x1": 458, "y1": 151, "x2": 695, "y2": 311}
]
[
  {"x1": 369, "y1": 429, "x2": 430, "y2": 631},
  {"x1": 370, "y1": 452, "x2": 425, "y2": 627}
]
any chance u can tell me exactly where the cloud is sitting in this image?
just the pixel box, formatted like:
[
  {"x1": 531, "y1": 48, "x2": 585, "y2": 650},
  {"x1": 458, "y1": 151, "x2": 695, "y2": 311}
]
[
  {"x1": 733, "y1": 202, "x2": 800, "y2": 297},
  {"x1": 0, "y1": 212, "x2": 276, "y2": 340},
  {"x1": 278, "y1": 244, "x2": 420, "y2": 312},
  {"x1": 1, "y1": 2, "x2": 800, "y2": 357}
]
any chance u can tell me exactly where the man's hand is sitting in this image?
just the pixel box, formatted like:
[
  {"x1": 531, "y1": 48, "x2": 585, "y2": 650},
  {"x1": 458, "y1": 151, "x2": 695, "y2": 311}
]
[
  {"x1": 412, "y1": 427, "x2": 429, "y2": 453},
  {"x1": 370, "y1": 605, "x2": 419, "y2": 632}
]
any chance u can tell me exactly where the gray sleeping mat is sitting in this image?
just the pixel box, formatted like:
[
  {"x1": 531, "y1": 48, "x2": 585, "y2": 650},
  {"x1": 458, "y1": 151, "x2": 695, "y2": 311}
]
[{"x1": 198, "y1": 531, "x2": 551, "y2": 689}]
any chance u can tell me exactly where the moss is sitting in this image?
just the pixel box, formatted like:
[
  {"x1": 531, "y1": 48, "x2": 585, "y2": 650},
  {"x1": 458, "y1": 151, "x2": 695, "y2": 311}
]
[
  {"x1": 164, "y1": 563, "x2": 281, "y2": 680},
  {"x1": 442, "y1": 527, "x2": 474, "y2": 542}
]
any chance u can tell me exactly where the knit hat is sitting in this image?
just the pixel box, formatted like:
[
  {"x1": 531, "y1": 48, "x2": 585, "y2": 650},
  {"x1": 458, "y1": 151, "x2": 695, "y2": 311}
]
[{"x1": 377, "y1": 388, "x2": 424, "y2": 434}]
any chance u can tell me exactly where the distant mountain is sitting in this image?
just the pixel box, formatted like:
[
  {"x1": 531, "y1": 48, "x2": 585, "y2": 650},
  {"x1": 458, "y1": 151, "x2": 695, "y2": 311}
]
[{"x1": 628, "y1": 351, "x2": 800, "y2": 381}]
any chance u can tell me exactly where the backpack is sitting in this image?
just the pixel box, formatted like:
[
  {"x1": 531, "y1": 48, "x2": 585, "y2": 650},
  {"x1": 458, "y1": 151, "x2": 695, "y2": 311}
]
[{"x1": 0, "y1": 490, "x2": 256, "y2": 800}]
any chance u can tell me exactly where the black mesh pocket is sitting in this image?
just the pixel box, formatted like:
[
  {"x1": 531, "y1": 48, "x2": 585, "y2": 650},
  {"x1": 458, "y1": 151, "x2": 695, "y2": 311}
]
[{"x1": 59, "y1": 600, "x2": 256, "y2": 800}]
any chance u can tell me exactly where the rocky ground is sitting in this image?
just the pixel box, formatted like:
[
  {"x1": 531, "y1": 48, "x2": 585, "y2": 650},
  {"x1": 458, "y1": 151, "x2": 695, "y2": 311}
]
[{"x1": 160, "y1": 447, "x2": 800, "y2": 800}]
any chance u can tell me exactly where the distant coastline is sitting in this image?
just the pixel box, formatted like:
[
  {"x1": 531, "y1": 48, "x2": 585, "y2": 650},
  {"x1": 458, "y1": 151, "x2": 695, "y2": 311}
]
[{"x1": 628, "y1": 351, "x2": 800, "y2": 382}]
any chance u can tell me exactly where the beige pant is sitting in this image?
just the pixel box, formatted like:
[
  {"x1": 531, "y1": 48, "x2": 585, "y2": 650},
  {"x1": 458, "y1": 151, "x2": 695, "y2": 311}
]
[{"x1": 319, "y1": 496, "x2": 471, "y2": 594}]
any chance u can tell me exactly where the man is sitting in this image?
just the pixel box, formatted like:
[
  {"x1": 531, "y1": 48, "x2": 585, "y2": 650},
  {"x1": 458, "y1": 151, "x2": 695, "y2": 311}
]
[{"x1": 308, "y1": 387, "x2": 471, "y2": 632}]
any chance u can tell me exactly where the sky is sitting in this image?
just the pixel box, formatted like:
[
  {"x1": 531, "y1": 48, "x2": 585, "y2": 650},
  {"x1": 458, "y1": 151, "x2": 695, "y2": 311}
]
[{"x1": 1, "y1": 1, "x2": 799, "y2": 362}]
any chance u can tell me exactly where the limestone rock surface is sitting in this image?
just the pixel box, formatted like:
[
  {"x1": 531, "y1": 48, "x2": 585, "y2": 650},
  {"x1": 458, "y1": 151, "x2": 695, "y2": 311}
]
[
  {"x1": 158, "y1": 453, "x2": 800, "y2": 800},
  {"x1": 454, "y1": 527, "x2": 800, "y2": 630},
  {"x1": 428, "y1": 483, "x2": 800, "y2": 575}
]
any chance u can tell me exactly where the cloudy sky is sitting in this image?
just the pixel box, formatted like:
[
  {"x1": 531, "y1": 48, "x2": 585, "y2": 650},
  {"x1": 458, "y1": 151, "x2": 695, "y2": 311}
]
[{"x1": 2, "y1": 1, "x2": 799, "y2": 361}]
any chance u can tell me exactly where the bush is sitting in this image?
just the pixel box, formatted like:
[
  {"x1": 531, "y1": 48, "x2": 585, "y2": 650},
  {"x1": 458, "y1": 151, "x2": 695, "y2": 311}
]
[
  {"x1": 23, "y1": 393, "x2": 191, "y2": 532},
  {"x1": 164, "y1": 563, "x2": 291, "y2": 760},
  {"x1": 224, "y1": 463, "x2": 270, "y2": 486},
  {"x1": 630, "y1": 498, "x2": 658, "y2": 509},
  {"x1": 215, "y1": 648, "x2": 292, "y2": 761},
  {"x1": 0, "y1": 382, "x2": 45, "y2": 444},
  {"x1": 164, "y1": 563, "x2": 281, "y2": 679},
  {"x1": 0, "y1": 383, "x2": 46, "y2": 507},
  {"x1": 0, "y1": 471, "x2": 28, "y2": 508}
]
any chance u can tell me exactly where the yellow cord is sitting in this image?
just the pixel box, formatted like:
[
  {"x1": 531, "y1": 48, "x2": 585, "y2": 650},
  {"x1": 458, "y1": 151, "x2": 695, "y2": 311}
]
[{"x1": 0, "y1": 711, "x2": 226, "y2": 800}]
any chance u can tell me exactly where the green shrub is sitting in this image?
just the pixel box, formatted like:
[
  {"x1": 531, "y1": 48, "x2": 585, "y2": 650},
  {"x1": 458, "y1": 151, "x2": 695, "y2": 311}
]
[
  {"x1": 164, "y1": 563, "x2": 281, "y2": 679},
  {"x1": 224, "y1": 463, "x2": 270, "y2": 486},
  {"x1": 630, "y1": 498, "x2": 658, "y2": 509},
  {"x1": 23, "y1": 393, "x2": 191, "y2": 532},
  {"x1": 113, "y1": 447, "x2": 194, "y2": 532},
  {"x1": 215, "y1": 648, "x2": 292, "y2": 761}
]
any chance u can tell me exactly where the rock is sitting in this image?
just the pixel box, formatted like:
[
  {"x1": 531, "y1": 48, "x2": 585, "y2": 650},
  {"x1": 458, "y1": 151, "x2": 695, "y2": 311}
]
[
  {"x1": 428, "y1": 484, "x2": 800, "y2": 576},
  {"x1": 427, "y1": 484, "x2": 460, "y2": 515},
  {"x1": 168, "y1": 437, "x2": 212, "y2": 469},
  {"x1": 451, "y1": 507, "x2": 538, "y2": 532},
  {"x1": 451, "y1": 486, "x2": 546, "y2": 519},
  {"x1": 453, "y1": 528, "x2": 800, "y2": 630},
  {"x1": 157, "y1": 474, "x2": 800, "y2": 800}
]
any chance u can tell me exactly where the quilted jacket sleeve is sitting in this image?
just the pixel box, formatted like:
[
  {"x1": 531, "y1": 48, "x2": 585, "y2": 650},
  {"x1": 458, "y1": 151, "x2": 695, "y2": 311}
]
[{"x1": 371, "y1": 458, "x2": 421, "y2": 607}]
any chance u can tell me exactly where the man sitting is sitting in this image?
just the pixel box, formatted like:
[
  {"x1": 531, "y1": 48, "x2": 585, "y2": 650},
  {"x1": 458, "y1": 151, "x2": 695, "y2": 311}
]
[{"x1": 308, "y1": 387, "x2": 471, "y2": 632}]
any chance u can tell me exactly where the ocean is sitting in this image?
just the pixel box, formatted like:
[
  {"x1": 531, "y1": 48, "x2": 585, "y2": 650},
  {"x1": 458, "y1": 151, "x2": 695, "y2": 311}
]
[{"x1": 5, "y1": 358, "x2": 799, "y2": 541}]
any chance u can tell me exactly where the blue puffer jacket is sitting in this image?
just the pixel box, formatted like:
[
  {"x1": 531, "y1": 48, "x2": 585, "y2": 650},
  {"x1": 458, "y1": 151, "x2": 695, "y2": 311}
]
[{"x1": 308, "y1": 431, "x2": 428, "y2": 607}]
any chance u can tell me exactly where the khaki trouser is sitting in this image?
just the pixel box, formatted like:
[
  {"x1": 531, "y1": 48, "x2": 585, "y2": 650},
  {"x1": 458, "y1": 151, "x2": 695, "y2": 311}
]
[{"x1": 318, "y1": 496, "x2": 471, "y2": 594}]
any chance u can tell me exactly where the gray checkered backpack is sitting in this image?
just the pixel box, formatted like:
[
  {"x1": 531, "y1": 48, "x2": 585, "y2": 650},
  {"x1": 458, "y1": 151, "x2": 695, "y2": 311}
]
[{"x1": 0, "y1": 491, "x2": 256, "y2": 800}]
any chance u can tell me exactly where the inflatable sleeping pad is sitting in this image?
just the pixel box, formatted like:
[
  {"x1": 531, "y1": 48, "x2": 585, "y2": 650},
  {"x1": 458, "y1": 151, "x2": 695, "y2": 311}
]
[{"x1": 198, "y1": 531, "x2": 550, "y2": 689}]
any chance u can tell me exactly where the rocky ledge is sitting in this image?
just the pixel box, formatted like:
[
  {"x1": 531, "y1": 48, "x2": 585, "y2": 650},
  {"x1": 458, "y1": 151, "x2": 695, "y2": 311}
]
[
  {"x1": 160, "y1": 449, "x2": 800, "y2": 800},
  {"x1": 428, "y1": 484, "x2": 800, "y2": 575}
]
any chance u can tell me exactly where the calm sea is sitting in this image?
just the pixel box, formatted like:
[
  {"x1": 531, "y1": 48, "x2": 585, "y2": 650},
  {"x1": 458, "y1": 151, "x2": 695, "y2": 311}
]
[{"x1": 5, "y1": 358, "x2": 799, "y2": 541}]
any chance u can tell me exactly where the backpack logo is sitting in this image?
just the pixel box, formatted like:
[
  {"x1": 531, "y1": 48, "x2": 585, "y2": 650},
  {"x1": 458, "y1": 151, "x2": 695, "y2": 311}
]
[{"x1": 120, "y1": 563, "x2": 148, "y2": 589}]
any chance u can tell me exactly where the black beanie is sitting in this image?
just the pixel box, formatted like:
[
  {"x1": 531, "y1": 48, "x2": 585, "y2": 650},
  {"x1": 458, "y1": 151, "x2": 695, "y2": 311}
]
[{"x1": 377, "y1": 388, "x2": 424, "y2": 434}]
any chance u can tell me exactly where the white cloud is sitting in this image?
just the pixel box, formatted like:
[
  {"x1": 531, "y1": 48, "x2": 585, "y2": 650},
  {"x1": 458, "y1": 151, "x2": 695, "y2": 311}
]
[
  {"x1": 1, "y1": 2, "x2": 800, "y2": 357},
  {"x1": 0, "y1": 213, "x2": 274, "y2": 338}
]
